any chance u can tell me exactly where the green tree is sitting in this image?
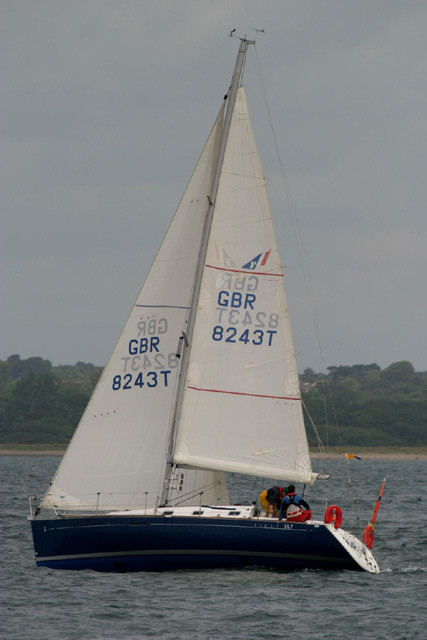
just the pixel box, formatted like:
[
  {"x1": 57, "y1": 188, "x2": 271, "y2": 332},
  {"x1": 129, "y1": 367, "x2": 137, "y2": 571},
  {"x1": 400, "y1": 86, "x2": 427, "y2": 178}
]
[
  {"x1": 380, "y1": 361, "x2": 415, "y2": 384},
  {"x1": 6, "y1": 354, "x2": 52, "y2": 380},
  {"x1": 0, "y1": 361, "x2": 101, "y2": 445}
]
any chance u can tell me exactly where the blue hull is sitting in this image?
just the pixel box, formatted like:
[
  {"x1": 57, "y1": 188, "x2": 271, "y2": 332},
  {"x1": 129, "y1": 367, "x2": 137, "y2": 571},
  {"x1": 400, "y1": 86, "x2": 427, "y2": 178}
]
[{"x1": 31, "y1": 515, "x2": 365, "y2": 572}]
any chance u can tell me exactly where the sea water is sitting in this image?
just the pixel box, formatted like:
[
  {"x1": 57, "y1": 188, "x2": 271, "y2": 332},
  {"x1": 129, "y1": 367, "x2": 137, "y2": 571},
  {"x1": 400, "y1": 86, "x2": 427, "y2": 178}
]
[{"x1": 1, "y1": 455, "x2": 426, "y2": 640}]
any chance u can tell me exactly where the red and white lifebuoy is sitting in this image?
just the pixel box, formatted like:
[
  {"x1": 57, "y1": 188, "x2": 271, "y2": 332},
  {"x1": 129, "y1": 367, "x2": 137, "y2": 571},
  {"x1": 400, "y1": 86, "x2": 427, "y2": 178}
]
[{"x1": 324, "y1": 505, "x2": 343, "y2": 529}]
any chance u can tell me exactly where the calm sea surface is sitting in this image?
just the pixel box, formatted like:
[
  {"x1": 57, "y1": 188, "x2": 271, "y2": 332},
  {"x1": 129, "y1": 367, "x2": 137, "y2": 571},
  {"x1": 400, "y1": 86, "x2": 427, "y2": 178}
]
[{"x1": 1, "y1": 455, "x2": 426, "y2": 640}]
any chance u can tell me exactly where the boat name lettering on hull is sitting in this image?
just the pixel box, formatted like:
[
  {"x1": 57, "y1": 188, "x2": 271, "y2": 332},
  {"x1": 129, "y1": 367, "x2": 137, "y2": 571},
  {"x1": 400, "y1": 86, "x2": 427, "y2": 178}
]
[{"x1": 341, "y1": 532, "x2": 359, "y2": 551}]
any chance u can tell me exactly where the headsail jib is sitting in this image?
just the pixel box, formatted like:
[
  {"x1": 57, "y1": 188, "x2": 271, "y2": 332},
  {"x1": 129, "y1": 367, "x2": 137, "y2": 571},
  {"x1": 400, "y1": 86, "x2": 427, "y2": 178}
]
[{"x1": 41, "y1": 98, "x2": 228, "y2": 513}]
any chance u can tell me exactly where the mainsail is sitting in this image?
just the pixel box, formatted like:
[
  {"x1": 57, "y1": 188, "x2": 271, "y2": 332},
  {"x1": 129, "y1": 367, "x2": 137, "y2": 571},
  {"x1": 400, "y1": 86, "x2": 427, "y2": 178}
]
[{"x1": 173, "y1": 88, "x2": 316, "y2": 485}]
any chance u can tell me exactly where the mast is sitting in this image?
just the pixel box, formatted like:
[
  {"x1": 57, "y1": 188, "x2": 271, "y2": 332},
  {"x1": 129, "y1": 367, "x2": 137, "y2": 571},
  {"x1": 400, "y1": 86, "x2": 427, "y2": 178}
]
[{"x1": 161, "y1": 38, "x2": 255, "y2": 504}]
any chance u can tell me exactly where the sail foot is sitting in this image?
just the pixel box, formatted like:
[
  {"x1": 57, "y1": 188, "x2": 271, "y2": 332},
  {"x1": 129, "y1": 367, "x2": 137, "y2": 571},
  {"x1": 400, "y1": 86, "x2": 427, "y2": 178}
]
[{"x1": 173, "y1": 454, "x2": 318, "y2": 485}]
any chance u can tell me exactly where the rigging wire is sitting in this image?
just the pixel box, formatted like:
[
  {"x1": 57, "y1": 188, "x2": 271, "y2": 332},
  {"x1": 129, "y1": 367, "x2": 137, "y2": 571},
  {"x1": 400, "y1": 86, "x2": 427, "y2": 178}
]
[
  {"x1": 250, "y1": 46, "x2": 324, "y2": 369},
  {"x1": 250, "y1": 45, "x2": 360, "y2": 522}
]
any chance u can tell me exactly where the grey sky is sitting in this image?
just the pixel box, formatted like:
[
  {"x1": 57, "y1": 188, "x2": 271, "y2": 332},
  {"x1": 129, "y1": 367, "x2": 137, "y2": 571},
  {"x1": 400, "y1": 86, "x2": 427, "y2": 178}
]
[{"x1": 2, "y1": 1, "x2": 426, "y2": 373}]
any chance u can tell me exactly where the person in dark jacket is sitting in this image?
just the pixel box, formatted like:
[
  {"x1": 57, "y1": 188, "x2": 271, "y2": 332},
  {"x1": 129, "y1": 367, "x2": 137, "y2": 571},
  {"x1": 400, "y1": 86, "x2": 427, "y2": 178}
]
[
  {"x1": 259, "y1": 486, "x2": 286, "y2": 518},
  {"x1": 278, "y1": 484, "x2": 312, "y2": 522}
]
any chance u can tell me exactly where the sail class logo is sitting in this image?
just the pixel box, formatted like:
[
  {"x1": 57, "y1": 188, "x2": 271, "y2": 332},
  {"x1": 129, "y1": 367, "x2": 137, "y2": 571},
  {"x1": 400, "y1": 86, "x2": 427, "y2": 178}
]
[
  {"x1": 242, "y1": 250, "x2": 271, "y2": 270},
  {"x1": 215, "y1": 243, "x2": 271, "y2": 270}
]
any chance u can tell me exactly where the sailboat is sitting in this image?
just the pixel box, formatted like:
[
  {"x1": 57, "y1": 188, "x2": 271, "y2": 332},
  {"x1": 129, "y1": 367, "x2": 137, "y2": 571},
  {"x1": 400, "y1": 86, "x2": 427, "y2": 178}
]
[{"x1": 29, "y1": 37, "x2": 379, "y2": 573}]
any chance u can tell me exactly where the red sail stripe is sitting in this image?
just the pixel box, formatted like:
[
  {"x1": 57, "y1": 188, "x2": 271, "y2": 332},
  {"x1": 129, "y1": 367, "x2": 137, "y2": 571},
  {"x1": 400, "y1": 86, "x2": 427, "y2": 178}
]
[{"x1": 187, "y1": 385, "x2": 300, "y2": 401}]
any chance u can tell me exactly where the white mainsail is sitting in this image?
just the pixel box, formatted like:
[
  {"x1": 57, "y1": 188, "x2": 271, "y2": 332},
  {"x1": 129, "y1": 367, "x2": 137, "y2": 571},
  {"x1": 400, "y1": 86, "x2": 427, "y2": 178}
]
[
  {"x1": 173, "y1": 88, "x2": 316, "y2": 485},
  {"x1": 42, "y1": 106, "x2": 229, "y2": 511}
]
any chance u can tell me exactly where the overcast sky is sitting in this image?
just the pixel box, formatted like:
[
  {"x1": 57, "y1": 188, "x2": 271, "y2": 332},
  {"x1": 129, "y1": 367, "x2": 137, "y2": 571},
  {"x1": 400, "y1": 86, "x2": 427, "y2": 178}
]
[{"x1": 2, "y1": 1, "x2": 426, "y2": 373}]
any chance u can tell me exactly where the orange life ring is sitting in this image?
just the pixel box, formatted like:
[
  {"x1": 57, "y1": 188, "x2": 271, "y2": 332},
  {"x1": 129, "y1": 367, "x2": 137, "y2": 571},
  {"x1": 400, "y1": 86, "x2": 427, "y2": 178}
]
[
  {"x1": 363, "y1": 524, "x2": 375, "y2": 549},
  {"x1": 324, "y1": 505, "x2": 343, "y2": 529}
]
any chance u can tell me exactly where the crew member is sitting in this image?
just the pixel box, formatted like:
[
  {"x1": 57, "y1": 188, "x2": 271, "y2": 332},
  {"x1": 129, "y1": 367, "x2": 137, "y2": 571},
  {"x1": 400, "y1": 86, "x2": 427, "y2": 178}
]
[
  {"x1": 259, "y1": 486, "x2": 286, "y2": 518},
  {"x1": 278, "y1": 484, "x2": 312, "y2": 522}
]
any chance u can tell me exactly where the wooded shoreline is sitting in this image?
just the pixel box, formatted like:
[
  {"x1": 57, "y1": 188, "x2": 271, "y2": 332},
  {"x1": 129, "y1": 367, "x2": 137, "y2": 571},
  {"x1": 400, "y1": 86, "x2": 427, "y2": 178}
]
[{"x1": 2, "y1": 357, "x2": 427, "y2": 451}]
